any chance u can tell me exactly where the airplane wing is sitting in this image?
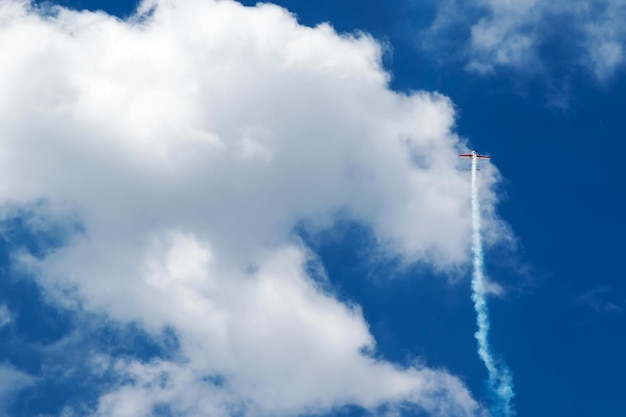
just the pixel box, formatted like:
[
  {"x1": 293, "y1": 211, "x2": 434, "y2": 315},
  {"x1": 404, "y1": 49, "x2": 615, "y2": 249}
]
[{"x1": 459, "y1": 152, "x2": 491, "y2": 159}]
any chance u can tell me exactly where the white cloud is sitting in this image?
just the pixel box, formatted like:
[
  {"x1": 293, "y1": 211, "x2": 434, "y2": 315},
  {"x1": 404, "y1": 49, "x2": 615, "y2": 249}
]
[
  {"x1": 426, "y1": 0, "x2": 626, "y2": 79},
  {"x1": 0, "y1": 0, "x2": 504, "y2": 415}
]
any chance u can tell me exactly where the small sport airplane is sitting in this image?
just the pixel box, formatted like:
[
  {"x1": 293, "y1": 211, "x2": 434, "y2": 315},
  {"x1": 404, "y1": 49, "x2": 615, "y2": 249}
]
[{"x1": 458, "y1": 150, "x2": 490, "y2": 160}]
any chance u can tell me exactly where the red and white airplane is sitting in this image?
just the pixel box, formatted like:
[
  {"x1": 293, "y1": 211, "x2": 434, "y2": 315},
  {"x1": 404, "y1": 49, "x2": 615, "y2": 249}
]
[{"x1": 459, "y1": 150, "x2": 490, "y2": 160}]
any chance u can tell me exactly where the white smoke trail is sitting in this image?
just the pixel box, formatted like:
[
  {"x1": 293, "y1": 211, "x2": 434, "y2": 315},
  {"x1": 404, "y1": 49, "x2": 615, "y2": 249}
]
[{"x1": 470, "y1": 155, "x2": 515, "y2": 417}]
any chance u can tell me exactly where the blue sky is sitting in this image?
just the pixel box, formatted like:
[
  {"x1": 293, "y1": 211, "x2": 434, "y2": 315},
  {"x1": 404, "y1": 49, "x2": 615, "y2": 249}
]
[{"x1": 1, "y1": 0, "x2": 625, "y2": 416}]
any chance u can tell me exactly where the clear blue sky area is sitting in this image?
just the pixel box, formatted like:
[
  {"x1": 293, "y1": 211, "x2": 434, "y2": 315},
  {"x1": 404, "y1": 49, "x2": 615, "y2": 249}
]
[{"x1": 2, "y1": 1, "x2": 625, "y2": 416}]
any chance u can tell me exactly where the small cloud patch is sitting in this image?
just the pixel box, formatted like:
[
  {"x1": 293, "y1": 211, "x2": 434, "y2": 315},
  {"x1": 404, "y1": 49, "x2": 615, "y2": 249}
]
[
  {"x1": 0, "y1": 305, "x2": 11, "y2": 327},
  {"x1": 574, "y1": 286, "x2": 624, "y2": 314}
]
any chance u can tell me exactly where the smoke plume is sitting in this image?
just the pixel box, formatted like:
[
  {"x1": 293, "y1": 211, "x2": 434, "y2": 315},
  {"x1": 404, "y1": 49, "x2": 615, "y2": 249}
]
[{"x1": 471, "y1": 155, "x2": 515, "y2": 417}]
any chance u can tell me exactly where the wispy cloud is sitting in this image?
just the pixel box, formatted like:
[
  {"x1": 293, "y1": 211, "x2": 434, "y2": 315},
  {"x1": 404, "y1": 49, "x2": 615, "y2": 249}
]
[
  {"x1": 0, "y1": 305, "x2": 11, "y2": 328},
  {"x1": 423, "y1": 0, "x2": 626, "y2": 80},
  {"x1": 0, "y1": 364, "x2": 35, "y2": 416},
  {"x1": 575, "y1": 286, "x2": 624, "y2": 313}
]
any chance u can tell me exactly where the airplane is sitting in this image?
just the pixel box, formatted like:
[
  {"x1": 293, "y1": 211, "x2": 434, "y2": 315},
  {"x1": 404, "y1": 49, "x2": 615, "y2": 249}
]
[{"x1": 458, "y1": 150, "x2": 490, "y2": 160}]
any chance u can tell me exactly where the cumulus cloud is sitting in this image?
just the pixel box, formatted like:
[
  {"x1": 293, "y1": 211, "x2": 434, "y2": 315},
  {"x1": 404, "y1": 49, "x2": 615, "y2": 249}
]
[
  {"x1": 424, "y1": 0, "x2": 626, "y2": 79},
  {"x1": 0, "y1": 0, "x2": 504, "y2": 415}
]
